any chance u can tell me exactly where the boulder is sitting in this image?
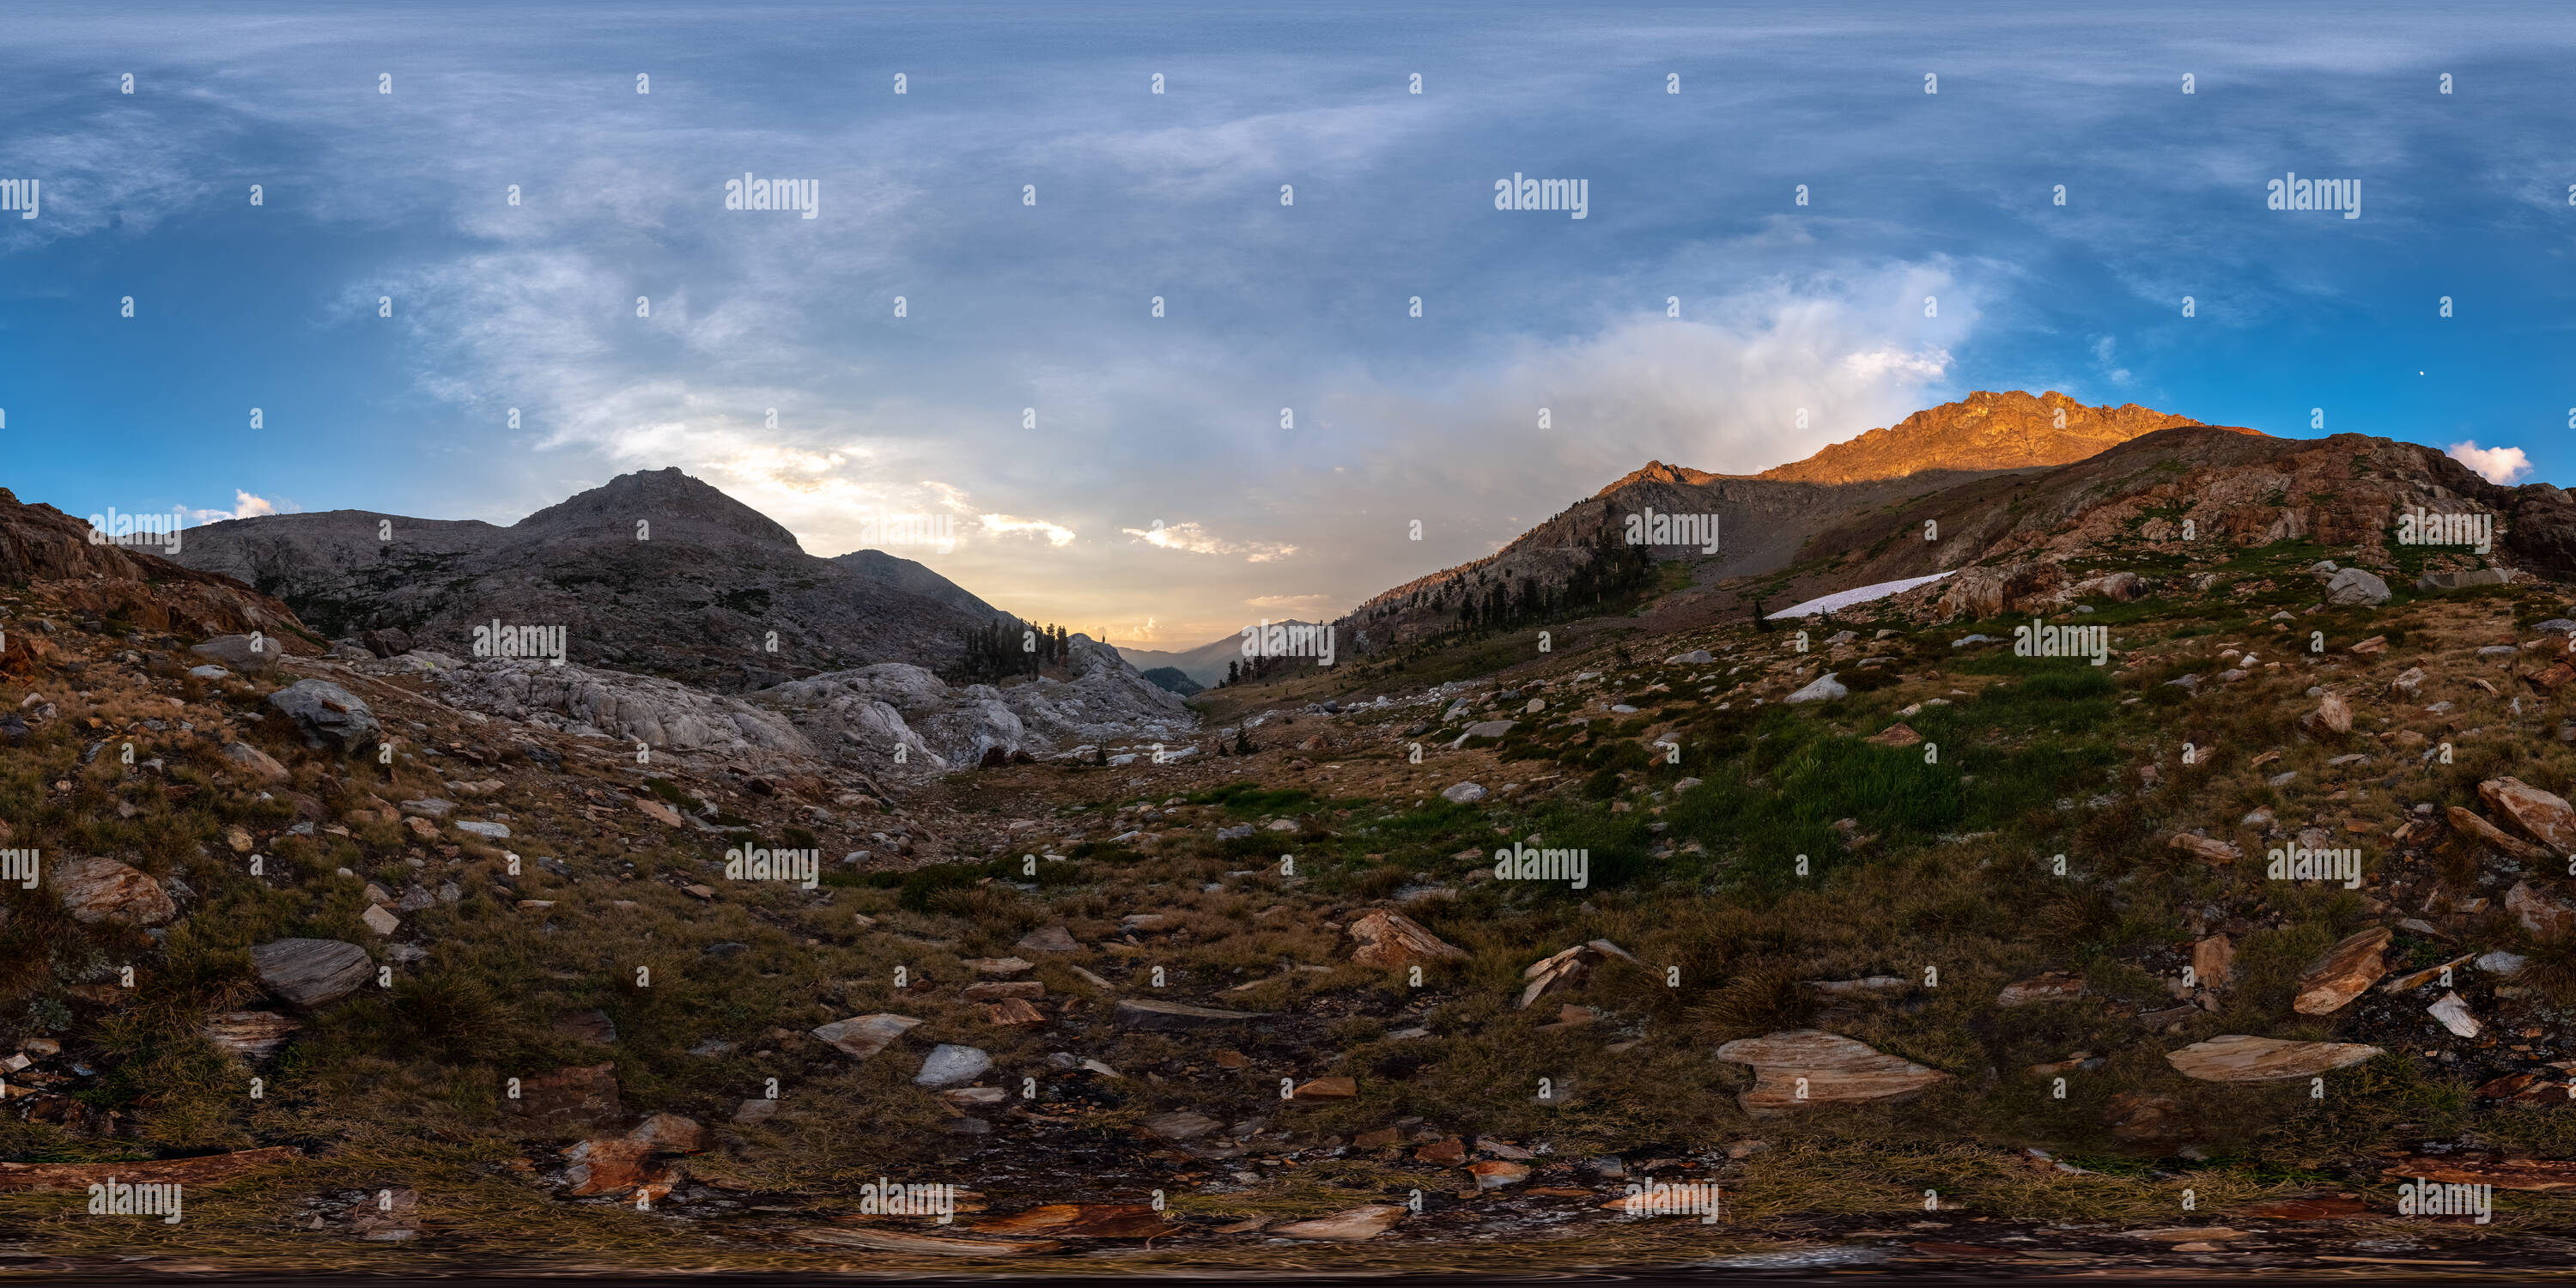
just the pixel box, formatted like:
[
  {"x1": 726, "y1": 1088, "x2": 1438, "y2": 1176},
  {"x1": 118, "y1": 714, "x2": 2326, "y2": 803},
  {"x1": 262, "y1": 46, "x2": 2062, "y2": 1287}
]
[
  {"x1": 961, "y1": 981, "x2": 1044, "y2": 1001},
  {"x1": 203, "y1": 1011, "x2": 301, "y2": 1060},
  {"x1": 250, "y1": 938, "x2": 371, "y2": 1009},
  {"x1": 2292, "y1": 927, "x2": 2391, "y2": 1014},
  {"x1": 1457, "y1": 720, "x2": 1516, "y2": 741},
  {"x1": 359, "y1": 627, "x2": 415, "y2": 659},
  {"x1": 2165, "y1": 1035, "x2": 2383, "y2": 1081},
  {"x1": 51, "y1": 857, "x2": 176, "y2": 927},
  {"x1": 1784, "y1": 673, "x2": 1847, "y2": 703},
  {"x1": 628, "y1": 1111, "x2": 707, "y2": 1153},
  {"x1": 812, "y1": 1012, "x2": 922, "y2": 1060},
  {"x1": 1347, "y1": 909, "x2": 1467, "y2": 969},
  {"x1": 2507, "y1": 882, "x2": 2576, "y2": 938},
  {"x1": 2323, "y1": 568, "x2": 2391, "y2": 606},
  {"x1": 1293, "y1": 1077, "x2": 1359, "y2": 1099},
  {"x1": 265, "y1": 679, "x2": 380, "y2": 755},
  {"x1": 1713, "y1": 1030, "x2": 1951, "y2": 1116},
  {"x1": 191, "y1": 634, "x2": 284, "y2": 674},
  {"x1": 1665, "y1": 650, "x2": 1715, "y2": 665},
  {"x1": 1115, "y1": 999, "x2": 1269, "y2": 1031},
  {"x1": 560, "y1": 1137, "x2": 669, "y2": 1198},
  {"x1": 2480, "y1": 777, "x2": 2576, "y2": 854},
  {"x1": 1440, "y1": 781, "x2": 1487, "y2": 805},
  {"x1": 219, "y1": 741, "x2": 290, "y2": 782}
]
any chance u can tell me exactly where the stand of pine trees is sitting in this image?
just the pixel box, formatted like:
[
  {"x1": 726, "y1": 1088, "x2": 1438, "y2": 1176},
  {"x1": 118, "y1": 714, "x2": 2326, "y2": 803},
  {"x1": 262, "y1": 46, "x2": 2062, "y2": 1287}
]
[{"x1": 943, "y1": 619, "x2": 1072, "y2": 684}]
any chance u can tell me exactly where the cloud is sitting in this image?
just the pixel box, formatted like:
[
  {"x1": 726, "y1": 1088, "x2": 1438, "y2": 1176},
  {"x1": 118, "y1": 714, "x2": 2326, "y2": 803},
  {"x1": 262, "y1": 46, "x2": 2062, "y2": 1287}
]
[
  {"x1": 2448, "y1": 440, "x2": 2533, "y2": 485},
  {"x1": 1121, "y1": 521, "x2": 1297, "y2": 562},
  {"x1": 980, "y1": 513, "x2": 1077, "y2": 546},
  {"x1": 186, "y1": 489, "x2": 287, "y2": 525},
  {"x1": 1246, "y1": 593, "x2": 1339, "y2": 612}
]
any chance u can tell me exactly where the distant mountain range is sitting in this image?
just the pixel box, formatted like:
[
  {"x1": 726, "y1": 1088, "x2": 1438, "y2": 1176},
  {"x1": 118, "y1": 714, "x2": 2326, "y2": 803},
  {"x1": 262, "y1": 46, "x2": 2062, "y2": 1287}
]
[
  {"x1": 1113, "y1": 620, "x2": 1324, "y2": 690},
  {"x1": 167, "y1": 467, "x2": 1012, "y2": 691},
  {"x1": 1340, "y1": 391, "x2": 2267, "y2": 648}
]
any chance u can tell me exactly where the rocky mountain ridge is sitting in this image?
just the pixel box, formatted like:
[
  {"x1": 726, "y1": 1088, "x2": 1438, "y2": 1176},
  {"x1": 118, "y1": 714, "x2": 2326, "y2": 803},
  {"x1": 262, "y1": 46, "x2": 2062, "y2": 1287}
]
[{"x1": 168, "y1": 468, "x2": 1013, "y2": 691}]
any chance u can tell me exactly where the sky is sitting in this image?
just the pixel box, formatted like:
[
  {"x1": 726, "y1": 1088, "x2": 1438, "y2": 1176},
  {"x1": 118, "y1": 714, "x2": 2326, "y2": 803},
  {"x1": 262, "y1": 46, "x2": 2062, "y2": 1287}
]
[{"x1": 3, "y1": 1, "x2": 2573, "y2": 648}]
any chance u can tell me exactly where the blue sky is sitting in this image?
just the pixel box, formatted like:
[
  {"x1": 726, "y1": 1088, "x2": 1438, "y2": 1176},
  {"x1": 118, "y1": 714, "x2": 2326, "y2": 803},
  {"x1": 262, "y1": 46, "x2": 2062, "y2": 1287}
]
[{"x1": 3, "y1": 0, "x2": 2573, "y2": 645}]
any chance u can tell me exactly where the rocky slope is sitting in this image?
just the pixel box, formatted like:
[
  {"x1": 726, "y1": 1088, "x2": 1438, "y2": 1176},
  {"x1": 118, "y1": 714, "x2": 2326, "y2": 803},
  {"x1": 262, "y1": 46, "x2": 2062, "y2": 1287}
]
[
  {"x1": 167, "y1": 468, "x2": 1012, "y2": 690},
  {"x1": 0, "y1": 488, "x2": 314, "y2": 653}
]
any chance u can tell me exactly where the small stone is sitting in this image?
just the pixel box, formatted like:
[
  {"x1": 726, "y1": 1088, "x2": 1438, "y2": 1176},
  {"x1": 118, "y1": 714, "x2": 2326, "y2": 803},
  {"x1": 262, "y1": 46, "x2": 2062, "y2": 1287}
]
[{"x1": 914, "y1": 1043, "x2": 993, "y2": 1087}]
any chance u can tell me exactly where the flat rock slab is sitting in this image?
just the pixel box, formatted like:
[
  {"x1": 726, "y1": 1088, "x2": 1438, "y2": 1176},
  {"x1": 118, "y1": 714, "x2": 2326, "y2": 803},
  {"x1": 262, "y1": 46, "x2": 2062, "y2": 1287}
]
[
  {"x1": 2454, "y1": 808, "x2": 2549, "y2": 861},
  {"x1": 1347, "y1": 908, "x2": 1467, "y2": 969},
  {"x1": 2293, "y1": 927, "x2": 2391, "y2": 1015},
  {"x1": 796, "y1": 1227, "x2": 1060, "y2": 1255},
  {"x1": 1115, "y1": 998, "x2": 1269, "y2": 1031},
  {"x1": 2380, "y1": 1156, "x2": 2576, "y2": 1192},
  {"x1": 1141, "y1": 1110, "x2": 1223, "y2": 1141},
  {"x1": 204, "y1": 1011, "x2": 302, "y2": 1060},
  {"x1": 813, "y1": 1013, "x2": 922, "y2": 1060},
  {"x1": 1272, "y1": 1204, "x2": 1406, "y2": 1241},
  {"x1": 52, "y1": 857, "x2": 176, "y2": 927},
  {"x1": 1714, "y1": 1030, "x2": 1950, "y2": 1116},
  {"x1": 251, "y1": 938, "x2": 371, "y2": 1010},
  {"x1": 1996, "y1": 973, "x2": 2086, "y2": 1006},
  {"x1": 0, "y1": 1145, "x2": 301, "y2": 1193},
  {"x1": 972, "y1": 1204, "x2": 1170, "y2": 1238},
  {"x1": 2166, "y1": 1035, "x2": 2384, "y2": 1081}
]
